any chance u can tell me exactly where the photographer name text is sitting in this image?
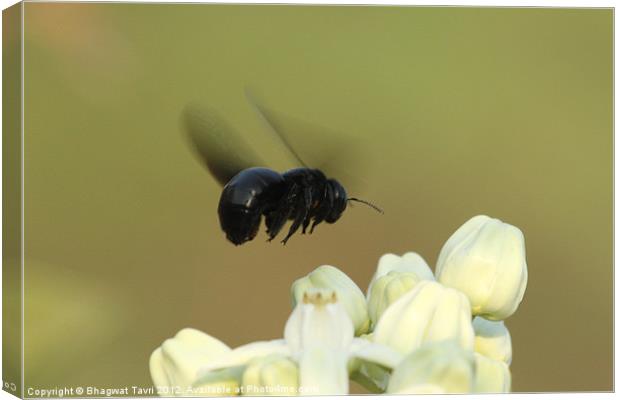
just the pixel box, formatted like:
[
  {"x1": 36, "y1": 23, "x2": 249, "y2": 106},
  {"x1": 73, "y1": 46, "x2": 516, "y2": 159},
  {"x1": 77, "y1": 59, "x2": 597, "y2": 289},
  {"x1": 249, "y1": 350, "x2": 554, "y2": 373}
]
[{"x1": 27, "y1": 386, "x2": 160, "y2": 397}]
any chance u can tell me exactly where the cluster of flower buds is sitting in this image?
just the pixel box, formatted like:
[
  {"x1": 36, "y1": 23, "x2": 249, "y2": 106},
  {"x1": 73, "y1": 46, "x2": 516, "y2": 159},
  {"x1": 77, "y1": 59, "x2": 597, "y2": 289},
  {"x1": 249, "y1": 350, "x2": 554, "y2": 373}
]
[{"x1": 150, "y1": 215, "x2": 527, "y2": 395}]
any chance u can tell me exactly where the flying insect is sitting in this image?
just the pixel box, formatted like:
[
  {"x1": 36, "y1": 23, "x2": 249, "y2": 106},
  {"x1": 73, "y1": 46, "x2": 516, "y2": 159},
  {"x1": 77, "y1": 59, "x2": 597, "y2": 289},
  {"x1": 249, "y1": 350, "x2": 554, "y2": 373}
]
[{"x1": 182, "y1": 91, "x2": 382, "y2": 245}]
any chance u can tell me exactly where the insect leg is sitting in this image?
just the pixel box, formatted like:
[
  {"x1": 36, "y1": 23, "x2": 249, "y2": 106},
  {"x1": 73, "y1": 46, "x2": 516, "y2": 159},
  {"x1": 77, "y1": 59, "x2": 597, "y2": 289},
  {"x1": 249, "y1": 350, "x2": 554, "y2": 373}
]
[
  {"x1": 301, "y1": 183, "x2": 318, "y2": 234},
  {"x1": 265, "y1": 184, "x2": 297, "y2": 241},
  {"x1": 281, "y1": 186, "x2": 312, "y2": 244},
  {"x1": 309, "y1": 183, "x2": 333, "y2": 234},
  {"x1": 301, "y1": 215, "x2": 312, "y2": 234}
]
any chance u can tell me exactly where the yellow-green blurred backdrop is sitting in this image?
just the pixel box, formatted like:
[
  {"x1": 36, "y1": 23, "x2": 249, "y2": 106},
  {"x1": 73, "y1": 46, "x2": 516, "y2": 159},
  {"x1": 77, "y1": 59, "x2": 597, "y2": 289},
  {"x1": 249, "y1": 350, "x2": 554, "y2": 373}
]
[{"x1": 20, "y1": 3, "x2": 611, "y2": 393}]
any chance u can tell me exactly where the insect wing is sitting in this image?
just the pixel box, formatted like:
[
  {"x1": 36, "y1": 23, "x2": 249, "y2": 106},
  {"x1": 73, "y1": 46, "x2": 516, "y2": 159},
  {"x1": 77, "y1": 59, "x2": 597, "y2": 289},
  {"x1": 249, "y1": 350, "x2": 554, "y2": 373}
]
[
  {"x1": 245, "y1": 90, "x2": 370, "y2": 194},
  {"x1": 182, "y1": 102, "x2": 264, "y2": 187}
]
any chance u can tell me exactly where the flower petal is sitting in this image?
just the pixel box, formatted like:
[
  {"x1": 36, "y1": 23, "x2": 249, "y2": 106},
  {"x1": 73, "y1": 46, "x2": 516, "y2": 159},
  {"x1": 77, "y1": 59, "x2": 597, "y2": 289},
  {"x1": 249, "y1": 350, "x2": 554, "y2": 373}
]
[
  {"x1": 298, "y1": 346, "x2": 349, "y2": 395},
  {"x1": 284, "y1": 290, "x2": 354, "y2": 357},
  {"x1": 198, "y1": 340, "x2": 289, "y2": 374},
  {"x1": 349, "y1": 338, "x2": 403, "y2": 370}
]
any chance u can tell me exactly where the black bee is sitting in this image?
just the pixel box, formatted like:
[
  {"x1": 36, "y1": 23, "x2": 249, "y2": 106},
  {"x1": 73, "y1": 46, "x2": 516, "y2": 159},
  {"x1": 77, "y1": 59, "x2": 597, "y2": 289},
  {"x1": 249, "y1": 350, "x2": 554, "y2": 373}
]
[{"x1": 182, "y1": 91, "x2": 382, "y2": 246}]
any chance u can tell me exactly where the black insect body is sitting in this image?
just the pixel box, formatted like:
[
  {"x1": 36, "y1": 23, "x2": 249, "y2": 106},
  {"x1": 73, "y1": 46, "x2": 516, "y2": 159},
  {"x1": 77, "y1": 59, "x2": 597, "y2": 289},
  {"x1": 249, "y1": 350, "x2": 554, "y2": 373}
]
[
  {"x1": 183, "y1": 93, "x2": 382, "y2": 246},
  {"x1": 218, "y1": 167, "x2": 349, "y2": 245}
]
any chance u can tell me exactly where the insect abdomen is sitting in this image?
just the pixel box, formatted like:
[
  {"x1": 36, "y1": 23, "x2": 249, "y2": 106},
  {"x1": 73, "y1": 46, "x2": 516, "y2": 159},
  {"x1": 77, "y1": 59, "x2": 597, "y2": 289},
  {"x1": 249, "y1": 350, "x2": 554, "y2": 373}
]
[{"x1": 217, "y1": 167, "x2": 286, "y2": 245}]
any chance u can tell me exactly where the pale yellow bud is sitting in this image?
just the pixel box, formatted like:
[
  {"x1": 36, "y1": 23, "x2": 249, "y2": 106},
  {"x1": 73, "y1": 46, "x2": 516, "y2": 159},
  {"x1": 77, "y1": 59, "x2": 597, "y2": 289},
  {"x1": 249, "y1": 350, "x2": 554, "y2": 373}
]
[
  {"x1": 241, "y1": 354, "x2": 298, "y2": 396},
  {"x1": 473, "y1": 353, "x2": 511, "y2": 393},
  {"x1": 436, "y1": 215, "x2": 528, "y2": 320},
  {"x1": 473, "y1": 317, "x2": 512, "y2": 364},
  {"x1": 367, "y1": 271, "x2": 421, "y2": 329},
  {"x1": 291, "y1": 266, "x2": 369, "y2": 335},
  {"x1": 387, "y1": 341, "x2": 474, "y2": 394},
  {"x1": 373, "y1": 281, "x2": 474, "y2": 355},
  {"x1": 149, "y1": 328, "x2": 237, "y2": 396},
  {"x1": 368, "y1": 252, "x2": 434, "y2": 291}
]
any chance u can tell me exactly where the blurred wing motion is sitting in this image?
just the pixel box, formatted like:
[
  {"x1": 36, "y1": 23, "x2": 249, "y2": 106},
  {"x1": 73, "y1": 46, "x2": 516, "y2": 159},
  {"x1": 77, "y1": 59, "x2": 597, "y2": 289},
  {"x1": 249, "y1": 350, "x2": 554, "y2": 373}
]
[
  {"x1": 245, "y1": 88, "x2": 370, "y2": 194},
  {"x1": 182, "y1": 102, "x2": 264, "y2": 186}
]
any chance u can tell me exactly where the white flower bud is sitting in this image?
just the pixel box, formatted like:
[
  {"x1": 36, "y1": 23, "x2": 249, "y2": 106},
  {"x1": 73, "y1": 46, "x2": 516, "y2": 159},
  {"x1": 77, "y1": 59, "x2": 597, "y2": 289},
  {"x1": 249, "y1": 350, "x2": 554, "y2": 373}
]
[
  {"x1": 291, "y1": 265, "x2": 369, "y2": 335},
  {"x1": 435, "y1": 215, "x2": 528, "y2": 320},
  {"x1": 473, "y1": 317, "x2": 512, "y2": 364},
  {"x1": 285, "y1": 289, "x2": 353, "y2": 395},
  {"x1": 241, "y1": 354, "x2": 298, "y2": 396},
  {"x1": 149, "y1": 328, "x2": 236, "y2": 396},
  {"x1": 366, "y1": 271, "x2": 421, "y2": 329},
  {"x1": 387, "y1": 341, "x2": 474, "y2": 394},
  {"x1": 473, "y1": 353, "x2": 511, "y2": 393},
  {"x1": 368, "y1": 252, "x2": 434, "y2": 292},
  {"x1": 373, "y1": 280, "x2": 474, "y2": 355}
]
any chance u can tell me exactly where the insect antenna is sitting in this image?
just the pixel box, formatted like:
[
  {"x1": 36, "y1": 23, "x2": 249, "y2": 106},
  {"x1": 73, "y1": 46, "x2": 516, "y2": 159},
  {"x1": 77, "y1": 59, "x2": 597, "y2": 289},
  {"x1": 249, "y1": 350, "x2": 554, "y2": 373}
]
[{"x1": 347, "y1": 197, "x2": 384, "y2": 214}]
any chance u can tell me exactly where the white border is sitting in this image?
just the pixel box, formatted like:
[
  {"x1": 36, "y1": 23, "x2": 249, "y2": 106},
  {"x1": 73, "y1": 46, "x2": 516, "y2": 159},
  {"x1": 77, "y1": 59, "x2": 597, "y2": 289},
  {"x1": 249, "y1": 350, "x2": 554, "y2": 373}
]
[
  {"x1": 7, "y1": 0, "x2": 619, "y2": 5},
  {"x1": 0, "y1": 1, "x2": 615, "y2": 400}
]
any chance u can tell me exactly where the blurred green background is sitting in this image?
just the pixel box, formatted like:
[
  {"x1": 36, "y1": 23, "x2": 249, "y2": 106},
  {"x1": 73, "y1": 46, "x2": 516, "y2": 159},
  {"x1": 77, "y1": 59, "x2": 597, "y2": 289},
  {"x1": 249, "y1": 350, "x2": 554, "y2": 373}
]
[{"x1": 20, "y1": 3, "x2": 611, "y2": 393}]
